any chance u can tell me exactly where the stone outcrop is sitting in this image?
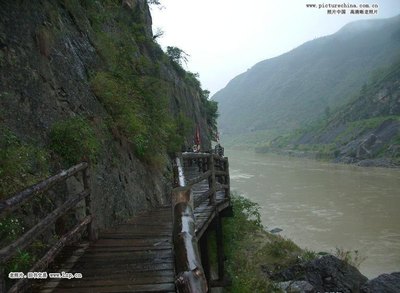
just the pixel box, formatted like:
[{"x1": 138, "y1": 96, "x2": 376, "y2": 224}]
[
  {"x1": 361, "y1": 272, "x2": 400, "y2": 293},
  {"x1": 272, "y1": 255, "x2": 368, "y2": 293}
]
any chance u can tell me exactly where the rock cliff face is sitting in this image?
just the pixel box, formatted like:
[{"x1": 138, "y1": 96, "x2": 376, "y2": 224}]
[{"x1": 0, "y1": 0, "x2": 212, "y2": 229}]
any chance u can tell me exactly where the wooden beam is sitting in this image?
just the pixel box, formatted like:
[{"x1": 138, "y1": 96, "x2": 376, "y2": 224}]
[
  {"x1": 0, "y1": 162, "x2": 88, "y2": 218},
  {"x1": 215, "y1": 170, "x2": 227, "y2": 176},
  {"x1": 181, "y1": 152, "x2": 211, "y2": 160},
  {"x1": 186, "y1": 170, "x2": 212, "y2": 188},
  {"x1": 0, "y1": 190, "x2": 89, "y2": 263},
  {"x1": 212, "y1": 154, "x2": 227, "y2": 162}
]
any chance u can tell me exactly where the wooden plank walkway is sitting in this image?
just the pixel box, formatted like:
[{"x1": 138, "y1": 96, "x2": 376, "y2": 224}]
[
  {"x1": 32, "y1": 162, "x2": 229, "y2": 293},
  {"x1": 37, "y1": 207, "x2": 175, "y2": 293}
]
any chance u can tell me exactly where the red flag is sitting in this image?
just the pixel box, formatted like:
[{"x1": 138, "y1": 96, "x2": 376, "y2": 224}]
[{"x1": 194, "y1": 125, "x2": 201, "y2": 146}]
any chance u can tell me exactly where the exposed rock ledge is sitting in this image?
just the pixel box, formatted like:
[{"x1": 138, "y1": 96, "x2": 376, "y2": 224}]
[{"x1": 271, "y1": 255, "x2": 400, "y2": 293}]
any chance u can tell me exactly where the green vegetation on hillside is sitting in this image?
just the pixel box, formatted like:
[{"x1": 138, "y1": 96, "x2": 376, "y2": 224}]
[
  {"x1": 255, "y1": 58, "x2": 400, "y2": 165},
  {"x1": 0, "y1": 125, "x2": 49, "y2": 199},
  {"x1": 49, "y1": 117, "x2": 101, "y2": 165}
]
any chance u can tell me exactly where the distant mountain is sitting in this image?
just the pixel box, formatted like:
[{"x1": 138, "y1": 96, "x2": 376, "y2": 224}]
[
  {"x1": 256, "y1": 58, "x2": 400, "y2": 167},
  {"x1": 213, "y1": 15, "x2": 400, "y2": 147}
]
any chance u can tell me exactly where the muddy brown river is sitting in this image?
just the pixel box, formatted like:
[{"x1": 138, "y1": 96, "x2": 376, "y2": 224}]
[{"x1": 226, "y1": 149, "x2": 400, "y2": 278}]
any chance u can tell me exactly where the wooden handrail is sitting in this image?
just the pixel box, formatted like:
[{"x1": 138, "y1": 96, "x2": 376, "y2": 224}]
[
  {"x1": 0, "y1": 162, "x2": 88, "y2": 218},
  {"x1": 186, "y1": 170, "x2": 212, "y2": 188},
  {"x1": 0, "y1": 189, "x2": 89, "y2": 263},
  {"x1": 0, "y1": 162, "x2": 95, "y2": 293},
  {"x1": 173, "y1": 203, "x2": 208, "y2": 292}
]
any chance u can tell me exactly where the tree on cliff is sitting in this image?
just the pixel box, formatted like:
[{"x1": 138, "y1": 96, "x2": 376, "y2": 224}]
[{"x1": 166, "y1": 46, "x2": 189, "y2": 67}]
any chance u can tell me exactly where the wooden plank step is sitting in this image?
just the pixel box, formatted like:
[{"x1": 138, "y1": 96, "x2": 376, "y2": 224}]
[
  {"x1": 71, "y1": 262, "x2": 174, "y2": 276},
  {"x1": 63, "y1": 254, "x2": 173, "y2": 265},
  {"x1": 56, "y1": 270, "x2": 174, "y2": 281},
  {"x1": 42, "y1": 275, "x2": 174, "y2": 288},
  {"x1": 79, "y1": 248, "x2": 172, "y2": 258},
  {"x1": 90, "y1": 238, "x2": 172, "y2": 247},
  {"x1": 99, "y1": 232, "x2": 172, "y2": 238},
  {"x1": 45, "y1": 282, "x2": 175, "y2": 293},
  {"x1": 69, "y1": 245, "x2": 172, "y2": 253}
]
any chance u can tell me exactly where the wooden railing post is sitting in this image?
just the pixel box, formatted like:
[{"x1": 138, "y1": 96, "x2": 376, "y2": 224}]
[
  {"x1": 224, "y1": 158, "x2": 230, "y2": 199},
  {"x1": 199, "y1": 231, "x2": 211, "y2": 284},
  {"x1": 215, "y1": 214, "x2": 225, "y2": 281},
  {"x1": 207, "y1": 154, "x2": 216, "y2": 205},
  {"x1": 83, "y1": 167, "x2": 97, "y2": 242},
  {"x1": 0, "y1": 265, "x2": 5, "y2": 293}
]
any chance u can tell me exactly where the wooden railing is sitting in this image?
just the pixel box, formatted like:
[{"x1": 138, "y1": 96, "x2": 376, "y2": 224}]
[
  {"x1": 172, "y1": 152, "x2": 230, "y2": 293},
  {"x1": 0, "y1": 162, "x2": 96, "y2": 293}
]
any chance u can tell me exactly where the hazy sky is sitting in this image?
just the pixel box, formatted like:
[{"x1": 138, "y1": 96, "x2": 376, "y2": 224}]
[{"x1": 151, "y1": 0, "x2": 400, "y2": 96}]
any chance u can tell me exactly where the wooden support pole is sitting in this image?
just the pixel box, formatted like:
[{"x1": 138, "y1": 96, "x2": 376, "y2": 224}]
[
  {"x1": 207, "y1": 155, "x2": 216, "y2": 205},
  {"x1": 83, "y1": 168, "x2": 97, "y2": 242},
  {"x1": 224, "y1": 158, "x2": 231, "y2": 200},
  {"x1": 215, "y1": 214, "x2": 225, "y2": 281},
  {"x1": 0, "y1": 265, "x2": 5, "y2": 293},
  {"x1": 199, "y1": 233, "x2": 211, "y2": 285}
]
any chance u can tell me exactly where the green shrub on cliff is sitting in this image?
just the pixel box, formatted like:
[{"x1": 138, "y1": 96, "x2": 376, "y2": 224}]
[
  {"x1": 218, "y1": 194, "x2": 278, "y2": 292},
  {"x1": 216, "y1": 194, "x2": 313, "y2": 292},
  {"x1": 0, "y1": 126, "x2": 49, "y2": 199},
  {"x1": 49, "y1": 117, "x2": 100, "y2": 166}
]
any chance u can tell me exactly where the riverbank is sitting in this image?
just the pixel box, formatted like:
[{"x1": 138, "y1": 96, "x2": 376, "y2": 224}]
[
  {"x1": 221, "y1": 194, "x2": 400, "y2": 292},
  {"x1": 254, "y1": 147, "x2": 400, "y2": 168}
]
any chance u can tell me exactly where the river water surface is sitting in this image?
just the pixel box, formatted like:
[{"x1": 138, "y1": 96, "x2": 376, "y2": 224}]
[{"x1": 226, "y1": 149, "x2": 400, "y2": 278}]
